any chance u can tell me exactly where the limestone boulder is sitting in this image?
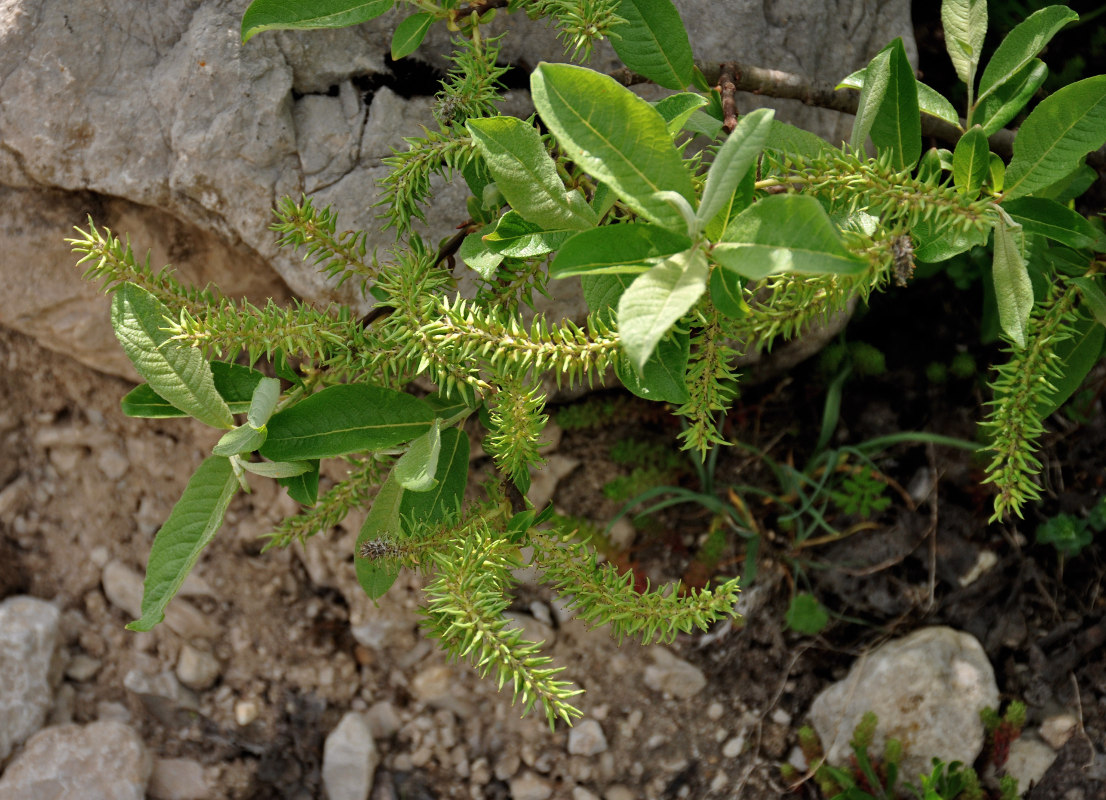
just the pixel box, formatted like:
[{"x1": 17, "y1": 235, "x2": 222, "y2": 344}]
[
  {"x1": 0, "y1": 595, "x2": 60, "y2": 762},
  {"x1": 0, "y1": 0, "x2": 913, "y2": 378},
  {"x1": 809, "y1": 626, "x2": 999, "y2": 783},
  {"x1": 0, "y1": 721, "x2": 151, "y2": 800}
]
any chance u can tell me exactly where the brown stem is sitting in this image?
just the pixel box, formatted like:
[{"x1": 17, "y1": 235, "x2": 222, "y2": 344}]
[
  {"x1": 450, "y1": 0, "x2": 510, "y2": 23},
  {"x1": 609, "y1": 59, "x2": 1106, "y2": 172},
  {"x1": 718, "y1": 61, "x2": 738, "y2": 134},
  {"x1": 436, "y1": 219, "x2": 481, "y2": 268}
]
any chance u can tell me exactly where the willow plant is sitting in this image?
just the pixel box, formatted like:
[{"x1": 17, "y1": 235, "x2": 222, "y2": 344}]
[{"x1": 71, "y1": 0, "x2": 1106, "y2": 724}]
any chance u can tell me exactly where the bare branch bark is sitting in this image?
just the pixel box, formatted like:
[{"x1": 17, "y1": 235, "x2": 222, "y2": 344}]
[{"x1": 608, "y1": 59, "x2": 1106, "y2": 173}]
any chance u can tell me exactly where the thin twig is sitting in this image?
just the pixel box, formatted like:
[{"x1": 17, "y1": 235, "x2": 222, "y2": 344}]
[
  {"x1": 450, "y1": 0, "x2": 510, "y2": 23},
  {"x1": 608, "y1": 59, "x2": 1106, "y2": 171},
  {"x1": 1070, "y1": 674, "x2": 1095, "y2": 770},
  {"x1": 718, "y1": 61, "x2": 739, "y2": 134}
]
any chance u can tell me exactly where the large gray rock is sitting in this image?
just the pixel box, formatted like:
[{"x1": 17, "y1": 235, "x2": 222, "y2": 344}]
[
  {"x1": 0, "y1": 721, "x2": 151, "y2": 800},
  {"x1": 809, "y1": 626, "x2": 999, "y2": 783},
  {"x1": 0, "y1": 595, "x2": 60, "y2": 761},
  {"x1": 0, "y1": 186, "x2": 293, "y2": 380},
  {"x1": 0, "y1": 0, "x2": 912, "y2": 378}
]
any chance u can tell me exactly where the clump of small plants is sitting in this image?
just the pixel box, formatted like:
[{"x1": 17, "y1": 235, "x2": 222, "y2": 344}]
[
  {"x1": 1036, "y1": 494, "x2": 1106, "y2": 558},
  {"x1": 783, "y1": 703, "x2": 1027, "y2": 799}
]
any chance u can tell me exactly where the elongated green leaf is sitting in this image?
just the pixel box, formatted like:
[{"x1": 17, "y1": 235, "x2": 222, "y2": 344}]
[
  {"x1": 484, "y1": 211, "x2": 575, "y2": 257},
  {"x1": 212, "y1": 424, "x2": 267, "y2": 457},
  {"x1": 422, "y1": 393, "x2": 476, "y2": 424},
  {"x1": 713, "y1": 195, "x2": 866, "y2": 279},
  {"x1": 612, "y1": 0, "x2": 693, "y2": 90},
  {"x1": 390, "y1": 12, "x2": 432, "y2": 60},
  {"x1": 242, "y1": 0, "x2": 393, "y2": 42},
  {"x1": 851, "y1": 46, "x2": 890, "y2": 154},
  {"x1": 240, "y1": 460, "x2": 313, "y2": 479},
  {"x1": 654, "y1": 93, "x2": 708, "y2": 134},
  {"x1": 1035, "y1": 163, "x2": 1097, "y2": 203},
  {"x1": 278, "y1": 460, "x2": 320, "y2": 506},
  {"x1": 941, "y1": 0, "x2": 987, "y2": 86},
  {"x1": 976, "y1": 58, "x2": 1048, "y2": 136},
  {"x1": 856, "y1": 38, "x2": 920, "y2": 169},
  {"x1": 531, "y1": 63, "x2": 695, "y2": 229},
  {"x1": 685, "y1": 110, "x2": 724, "y2": 140},
  {"x1": 581, "y1": 273, "x2": 633, "y2": 314},
  {"x1": 247, "y1": 377, "x2": 281, "y2": 429},
  {"x1": 615, "y1": 331, "x2": 690, "y2": 404},
  {"x1": 395, "y1": 420, "x2": 441, "y2": 492},
  {"x1": 120, "y1": 384, "x2": 188, "y2": 418},
  {"x1": 618, "y1": 248, "x2": 708, "y2": 371},
  {"x1": 912, "y1": 214, "x2": 991, "y2": 263},
  {"x1": 989, "y1": 152, "x2": 1006, "y2": 193},
  {"x1": 978, "y1": 6, "x2": 1078, "y2": 101},
  {"x1": 709, "y1": 265, "x2": 747, "y2": 319},
  {"x1": 355, "y1": 474, "x2": 404, "y2": 600},
  {"x1": 590, "y1": 182, "x2": 618, "y2": 220},
  {"x1": 1002, "y1": 197, "x2": 1101, "y2": 249},
  {"x1": 210, "y1": 362, "x2": 266, "y2": 411},
  {"x1": 355, "y1": 430, "x2": 468, "y2": 601},
  {"x1": 111, "y1": 283, "x2": 233, "y2": 430},
  {"x1": 260, "y1": 384, "x2": 433, "y2": 461},
  {"x1": 551, "y1": 224, "x2": 691, "y2": 278},
  {"x1": 838, "y1": 70, "x2": 959, "y2": 126},
  {"x1": 1004, "y1": 76, "x2": 1106, "y2": 200},
  {"x1": 1036, "y1": 314, "x2": 1104, "y2": 418},
  {"x1": 992, "y1": 213, "x2": 1033, "y2": 347},
  {"x1": 704, "y1": 165, "x2": 755, "y2": 240},
  {"x1": 1044, "y1": 245, "x2": 1092, "y2": 277},
  {"x1": 121, "y1": 362, "x2": 266, "y2": 418},
  {"x1": 653, "y1": 190, "x2": 697, "y2": 236},
  {"x1": 765, "y1": 121, "x2": 831, "y2": 160},
  {"x1": 466, "y1": 117, "x2": 597, "y2": 231},
  {"x1": 953, "y1": 125, "x2": 990, "y2": 196},
  {"x1": 126, "y1": 457, "x2": 238, "y2": 631},
  {"x1": 1074, "y1": 277, "x2": 1106, "y2": 327},
  {"x1": 400, "y1": 427, "x2": 469, "y2": 523},
  {"x1": 458, "y1": 226, "x2": 504, "y2": 280},
  {"x1": 698, "y1": 108, "x2": 774, "y2": 226}
]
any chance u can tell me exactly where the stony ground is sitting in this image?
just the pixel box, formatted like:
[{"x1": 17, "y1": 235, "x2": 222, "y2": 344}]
[
  {"x1": 2, "y1": 264, "x2": 1106, "y2": 800},
  {"x1": 0, "y1": 325, "x2": 804, "y2": 800}
]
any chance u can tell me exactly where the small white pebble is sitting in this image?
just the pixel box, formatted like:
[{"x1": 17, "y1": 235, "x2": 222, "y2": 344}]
[
  {"x1": 1040, "y1": 714, "x2": 1078, "y2": 750},
  {"x1": 722, "y1": 734, "x2": 746, "y2": 759},
  {"x1": 89, "y1": 546, "x2": 111, "y2": 568},
  {"x1": 234, "y1": 700, "x2": 259, "y2": 726}
]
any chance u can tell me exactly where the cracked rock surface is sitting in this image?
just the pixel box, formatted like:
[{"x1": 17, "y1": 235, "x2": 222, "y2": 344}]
[{"x1": 0, "y1": 0, "x2": 912, "y2": 380}]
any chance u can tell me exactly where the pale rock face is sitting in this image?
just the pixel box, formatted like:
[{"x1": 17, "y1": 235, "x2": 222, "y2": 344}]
[
  {"x1": 0, "y1": 720, "x2": 152, "y2": 800},
  {"x1": 0, "y1": 0, "x2": 913, "y2": 378},
  {"x1": 1003, "y1": 737, "x2": 1058, "y2": 792},
  {"x1": 0, "y1": 595, "x2": 60, "y2": 761},
  {"x1": 147, "y1": 757, "x2": 209, "y2": 800},
  {"x1": 321, "y1": 711, "x2": 380, "y2": 800},
  {"x1": 809, "y1": 626, "x2": 999, "y2": 782}
]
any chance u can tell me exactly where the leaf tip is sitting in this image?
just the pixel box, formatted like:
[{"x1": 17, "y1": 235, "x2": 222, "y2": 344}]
[{"x1": 124, "y1": 615, "x2": 161, "y2": 633}]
